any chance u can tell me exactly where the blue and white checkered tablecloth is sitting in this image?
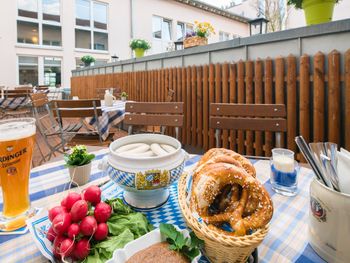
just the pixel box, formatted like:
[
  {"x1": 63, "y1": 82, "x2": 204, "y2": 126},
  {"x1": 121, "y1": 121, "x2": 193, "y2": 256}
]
[
  {"x1": 0, "y1": 149, "x2": 326, "y2": 263},
  {"x1": 86, "y1": 100, "x2": 126, "y2": 140}
]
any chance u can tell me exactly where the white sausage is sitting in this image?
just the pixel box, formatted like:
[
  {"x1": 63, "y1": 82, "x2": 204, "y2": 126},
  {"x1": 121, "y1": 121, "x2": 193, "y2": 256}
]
[
  {"x1": 151, "y1": 143, "x2": 168, "y2": 156},
  {"x1": 124, "y1": 150, "x2": 154, "y2": 157},
  {"x1": 115, "y1": 143, "x2": 148, "y2": 153},
  {"x1": 160, "y1": 144, "x2": 176, "y2": 153},
  {"x1": 121, "y1": 144, "x2": 150, "y2": 154}
]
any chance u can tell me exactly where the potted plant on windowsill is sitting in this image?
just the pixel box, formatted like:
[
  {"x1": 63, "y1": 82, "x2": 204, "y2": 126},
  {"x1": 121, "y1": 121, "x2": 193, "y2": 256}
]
[
  {"x1": 120, "y1": 91, "x2": 128, "y2": 102},
  {"x1": 130, "y1": 39, "x2": 151, "y2": 58},
  {"x1": 184, "y1": 21, "x2": 215, "y2": 49},
  {"x1": 64, "y1": 145, "x2": 95, "y2": 186},
  {"x1": 81, "y1": 55, "x2": 96, "y2": 67},
  {"x1": 287, "y1": 0, "x2": 340, "y2": 25}
]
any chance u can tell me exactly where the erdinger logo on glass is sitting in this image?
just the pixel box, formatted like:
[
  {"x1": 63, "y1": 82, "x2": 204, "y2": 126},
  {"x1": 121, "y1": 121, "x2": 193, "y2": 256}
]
[
  {"x1": 310, "y1": 196, "x2": 327, "y2": 222},
  {"x1": 0, "y1": 146, "x2": 27, "y2": 170}
]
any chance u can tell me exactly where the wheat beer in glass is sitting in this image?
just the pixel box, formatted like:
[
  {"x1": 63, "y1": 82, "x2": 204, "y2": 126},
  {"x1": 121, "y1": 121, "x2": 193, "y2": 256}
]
[{"x1": 0, "y1": 118, "x2": 36, "y2": 230}]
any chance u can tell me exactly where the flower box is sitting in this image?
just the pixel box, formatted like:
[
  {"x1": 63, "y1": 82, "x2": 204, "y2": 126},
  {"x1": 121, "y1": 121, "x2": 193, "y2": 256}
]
[{"x1": 184, "y1": 36, "x2": 208, "y2": 48}]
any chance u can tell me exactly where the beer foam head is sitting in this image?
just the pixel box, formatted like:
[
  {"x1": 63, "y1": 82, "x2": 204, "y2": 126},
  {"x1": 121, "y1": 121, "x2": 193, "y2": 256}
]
[{"x1": 0, "y1": 119, "x2": 36, "y2": 141}]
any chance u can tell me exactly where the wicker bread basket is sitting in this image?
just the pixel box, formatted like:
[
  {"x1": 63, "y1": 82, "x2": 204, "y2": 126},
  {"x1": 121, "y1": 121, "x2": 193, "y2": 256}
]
[
  {"x1": 178, "y1": 172, "x2": 269, "y2": 263},
  {"x1": 184, "y1": 36, "x2": 208, "y2": 48}
]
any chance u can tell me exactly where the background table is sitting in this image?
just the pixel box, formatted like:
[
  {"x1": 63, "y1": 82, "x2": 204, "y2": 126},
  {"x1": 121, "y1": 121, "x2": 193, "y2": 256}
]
[
  {"x1": 86, "y1": 100, "x2": 126, "y2": 140},
  {"x1": 0, "y1": 149, "x2": 326, "y2": 263}
]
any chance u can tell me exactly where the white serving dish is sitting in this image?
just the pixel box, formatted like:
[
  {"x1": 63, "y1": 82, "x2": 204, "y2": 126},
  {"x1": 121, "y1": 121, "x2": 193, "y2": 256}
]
[
  {"x1": 108, "y1": 228, "x2": 201, "y2": 263},
  {"x1": 102, "y1": 134, "x2": 188, "y2": 209}
]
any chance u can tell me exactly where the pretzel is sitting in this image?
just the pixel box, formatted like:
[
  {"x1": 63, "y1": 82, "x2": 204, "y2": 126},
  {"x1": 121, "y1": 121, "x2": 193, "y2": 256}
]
[{"x1": 190, "y1": 149, "x2": 273, "y2": 236}]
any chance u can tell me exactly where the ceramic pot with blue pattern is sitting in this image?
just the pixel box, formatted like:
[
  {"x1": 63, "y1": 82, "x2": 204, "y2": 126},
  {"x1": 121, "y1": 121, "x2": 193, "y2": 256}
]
[{"x1": 101, "y1": 134, "x2": 188, "y2": 209}]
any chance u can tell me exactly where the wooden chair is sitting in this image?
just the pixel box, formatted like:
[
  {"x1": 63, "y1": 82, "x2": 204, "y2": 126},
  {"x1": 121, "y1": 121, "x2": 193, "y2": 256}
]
[
  {"x1": 124, "y1": 102, "x2": 184, "y2": 139},
  {"x1": 52, "y1": 99, "x2": 113, "y2": 146},
  {"x1": 0, "y1": 89, "x2": 33, "y2": 119},
  {"x1": 5, "y1": 89, "x2": 33, "y2": 98},
  {"x1": 30, "y1": 93, "x2": 82, "y2": 163},
  {"x1": 210, "y1": 103, "x2": 287, "y2": 150}
]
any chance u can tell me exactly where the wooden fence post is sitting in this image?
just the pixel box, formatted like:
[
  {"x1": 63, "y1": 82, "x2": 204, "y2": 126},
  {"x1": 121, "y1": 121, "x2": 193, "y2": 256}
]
[
  {"x1": 313, "y1": 52, "x2": 325, "y2": 142},
  {"x1": 275, "y1": 56, "x2": 285, "y2": 148},
  {"x1": 222, "y1": 63, "x2": 229, "y2": 148},
  {"x1": 254, "y1": 58, "x2": 263, "y2": 156},
  {"x1": 264, "y1": 58, "x2": 273, "y2": 156},
  {"x1": 245, "y1": 60, "x2": 254, "y2": 155},
  {"x1": 229, "y1": 63, "x2": 237, "y2": 151},
  {"x1": 287, "y1": 54, "x2": 297, "y2": 152}
]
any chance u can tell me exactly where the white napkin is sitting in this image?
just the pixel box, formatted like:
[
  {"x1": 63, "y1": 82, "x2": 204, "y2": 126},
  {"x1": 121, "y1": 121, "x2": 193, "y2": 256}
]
[{"x1": 337, "y1": 149, "x2": 350, "y2": 195}]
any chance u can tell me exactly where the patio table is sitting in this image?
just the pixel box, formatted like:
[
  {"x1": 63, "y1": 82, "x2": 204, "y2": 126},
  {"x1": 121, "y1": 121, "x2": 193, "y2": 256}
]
[
  {"x1": 0, "y1": 148, "x2": 326, "y2": 263},
  {"x1": 85, "y1": 100, "x2": 126, "y2": 140}
]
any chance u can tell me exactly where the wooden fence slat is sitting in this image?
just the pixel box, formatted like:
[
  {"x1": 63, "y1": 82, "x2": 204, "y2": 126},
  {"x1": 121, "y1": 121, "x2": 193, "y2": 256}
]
[
  {"x1": 275, "y1": 56, "x2": 285, "y2": 148},
  {"x1": 229, "y1": 63, "x2": 237, "y2": 151},
  {"x1": 203, "y1": 65, "x2": 209, "y2": 150},
  {"x1": 313, "y1": 52, "x2": 325, "y2": 142},
  {"x1": 287, "y1": 55, "x2": 297, "y2": 152},
  {"x1": 186, "y1": 66, "x2": 191, "y2": 145},
  {"x1": 222, "y1": 63, "x2": 229, "y2": 149},
  {"x1": 345, "y1": 49, "x2": 350, "y2": 150},
  {"x1": 237, "y1": 60, "x2": 245, "y2": 154},
  {"x1": 215, "y1": 64, "x2": 222, "y2": 147},
  {"x1": 197, "y1": 66, "x2": 203, "y2": 147},
  {"x1": 264, "y1": 58, "x2": 273, "y2": 156},
  {"x1": 254, "y1": 59, "x2": 263, "y2": 156},
  {"x1": 181, "y1": 67, "x2": 187, "y2": 144},
  {"x1": 176, "y1": 68, "x2": 182, "y2": 140},
  {"x1": 328, "y1": 50, "x2": 341, "y2": 144},
  {"x1": 209, "y1": 64, "x2": 215, "y2": 149},
  {"x1": 245, "y1": 61, "x2": 254, "y2": 155},
  {"x1": 299, "y1": 54, "x2": 310, "y2": 144},
  {"x1": 191, "y1": 66, "x2": 197, "y2": 145}
]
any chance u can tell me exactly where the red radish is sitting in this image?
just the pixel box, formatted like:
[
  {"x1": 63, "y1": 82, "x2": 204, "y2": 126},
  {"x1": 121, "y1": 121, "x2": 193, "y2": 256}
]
[
  {"x1": 48, "y1": 206, "x2": 67, "y2": 222},
  {"x1": 65, "y1": 192, "x2": 82, "y2": 211},
  {"x1": 73, "y1": 238, "x2": 90, "y2": 260},
  {"x1": 80, "y1": 216, "x2": 97, "y2": 236},
  {"x1": 59, "y1": 238, "x2": 75, "y2": 258},
  {"x1": 93, "y1": 223, "x2": 108, "y2": 241},
  {"x1": 83, "y1": 185, "x2": 101, "y2": 205},
  {"x1": 61, "y1": 197, "x2": 67, "y2": 208},
  {"x1": 67, "y1": 223, "x2": 80, "y2": 239},
  {"x1": 94, "y1": 202, "x2": 112, "y2": 223},
  {"x1": 70, "y1": 200, "x2": 88, "y2": 222},
  {"x1": 52, "y1": 212, "x2": 71, "y2": 235},
  {"x1": 53, "y1": 235, "x2": 65, "y2": 258},
  {"x1": 46, "y1": 226, "x2": 57, "y2": 242}
]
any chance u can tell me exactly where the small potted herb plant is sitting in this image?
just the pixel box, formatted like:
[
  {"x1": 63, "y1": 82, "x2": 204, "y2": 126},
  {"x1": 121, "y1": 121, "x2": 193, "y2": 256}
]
[
  {"x1": 81, "y1": 55, "x2": 96, "y2": 67},
  {"x1": 120, "y1": 91, "x2": 128, "y2": 102},
  {"x1": 129, "y1": 39, "x2": 151, "y2": 58},
  {"x1": 64, "y1": 145, "x2": 95, "y2": 186},
  {"x1": 287, "y1": 0, "x2": 340, "y2": 25}
]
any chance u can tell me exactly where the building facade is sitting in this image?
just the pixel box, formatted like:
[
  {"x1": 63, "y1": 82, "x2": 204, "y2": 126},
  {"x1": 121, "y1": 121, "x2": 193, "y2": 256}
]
[{"x1": 0, "y1": 0, "x2": 249, "y2": 89}]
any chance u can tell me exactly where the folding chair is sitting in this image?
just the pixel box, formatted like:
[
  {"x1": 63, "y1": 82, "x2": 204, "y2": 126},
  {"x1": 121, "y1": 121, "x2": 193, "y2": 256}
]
[
  {"x1": 30, "y1": 93, "x2": 81, "y2": 164},
  {"x1": 52, "y1": 99, "x2": 112, "y2": 146},
  {"x1": 210, "y1": 103, "x2": 287, "y2": 154},
  {"x1": 0, "y1": 89, "x2": 33, "y2": 119},
  {"x1": 124, "y1": 102, "x2": 184, "y2": 140}
]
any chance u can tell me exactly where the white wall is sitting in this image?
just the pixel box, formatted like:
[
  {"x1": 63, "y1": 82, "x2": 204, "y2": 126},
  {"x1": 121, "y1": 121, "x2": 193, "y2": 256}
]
[{"x1": 0, "y1": 0, "x2": 248, "y2": 88}]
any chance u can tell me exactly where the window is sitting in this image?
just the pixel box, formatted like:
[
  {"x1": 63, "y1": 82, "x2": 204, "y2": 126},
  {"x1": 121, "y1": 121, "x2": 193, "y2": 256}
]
[
  {"x1": 43, "y1": 0, "x2": 60, "y2": 22},
  {"x1": 44, "y1": 57, "x2": 61, "y2": 86},
  {"x1": 152, "y1": 16, "x2": 172, "y2": 54},
  {"x1": 17, "y1": 0, "x2": 61, "y2": 46},
  {"x1": 177, "y1": 22, "x2": 194, "y2": 41},
  {"x1": 17, "y1": 21, "x2": 39, "y2": 44},
  {"x1": 43, "y1": 24, "x2": 61, "y2": 46},
  {"x1": 219, "y1": 31, "x2": 231, "y2": 41},
  {"x1": 18, "y1": 56, "x2": 38, "y2": 86},
  {"x1": 75, "y1": 0, "x2": 108, "y2": 51},
  {"x1": 18, "y1": 56, "x2": 62, "y2": 86},
  {"x1": 18, "y1": 0, "x2": 38, "y2": 19}
]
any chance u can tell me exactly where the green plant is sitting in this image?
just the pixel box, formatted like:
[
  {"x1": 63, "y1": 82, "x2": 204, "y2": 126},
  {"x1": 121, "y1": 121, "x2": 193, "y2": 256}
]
[
  {"x1": 121, "y1": 91, "x2": 128, "y2": 98},
  {"x1": 287, "y1": 0, "x2": 340, "y2": 9},
  {"x1": 81, "y1": 55, "x2": 96, "y2": 65},
  {"x1": 129, "y1": 39, "x2": 151, "y2": 50},
  {"x1": 64, "y1": 145, "x2": 95, "y2": 167}
]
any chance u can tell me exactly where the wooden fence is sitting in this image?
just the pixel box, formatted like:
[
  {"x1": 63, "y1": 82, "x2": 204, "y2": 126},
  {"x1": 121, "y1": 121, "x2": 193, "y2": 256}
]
[{"x1": 71, "y1": 49, "x2": 350, "y2": 158}]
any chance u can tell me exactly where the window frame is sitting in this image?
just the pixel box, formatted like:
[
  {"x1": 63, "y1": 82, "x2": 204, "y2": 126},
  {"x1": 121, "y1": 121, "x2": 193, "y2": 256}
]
[
  {"x1": 16, "y1": 0, "x2": 62, "y2": 47},
  {"x1": 17, "y1": 55, "x2": 63, "y2": 86},
  {"x1": 74, "y1": 0, "x2": 109, "y2": 52},
  {"x1": 152, "y1": 15, "x2": 173, "y2": 41},
  {"x1": 176, "y1": 21, "x2": 194, "y2": 40}
]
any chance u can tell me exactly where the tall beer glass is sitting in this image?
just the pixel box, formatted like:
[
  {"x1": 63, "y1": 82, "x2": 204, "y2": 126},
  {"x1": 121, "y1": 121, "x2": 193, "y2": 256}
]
[{"x1": 0, "y1": 118, "x2": 36, "y2": 229}]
